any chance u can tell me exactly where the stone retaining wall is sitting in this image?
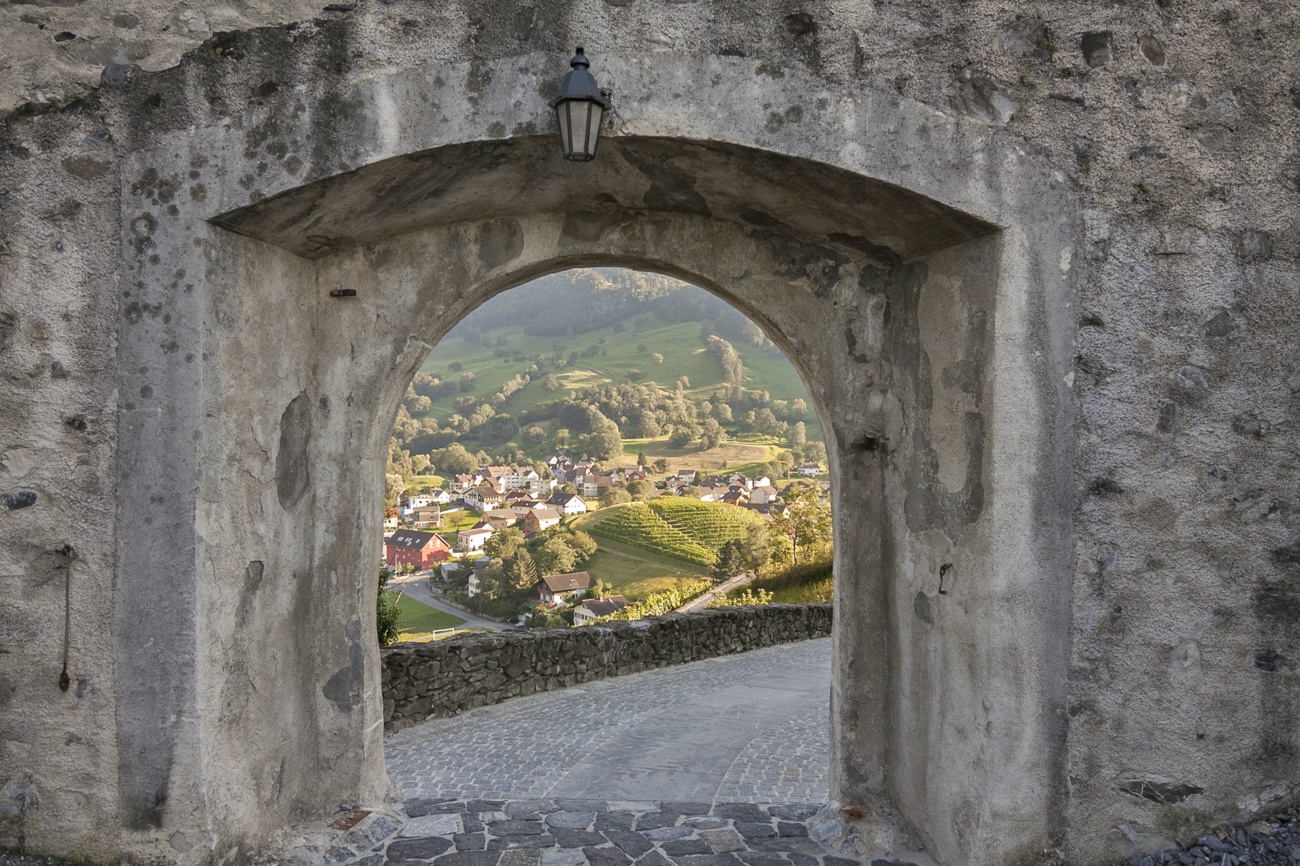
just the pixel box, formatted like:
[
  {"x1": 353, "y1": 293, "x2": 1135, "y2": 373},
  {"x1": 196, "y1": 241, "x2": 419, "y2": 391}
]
[{"x1": 380, "y1": 604, "x2": 832, "y2": 733}]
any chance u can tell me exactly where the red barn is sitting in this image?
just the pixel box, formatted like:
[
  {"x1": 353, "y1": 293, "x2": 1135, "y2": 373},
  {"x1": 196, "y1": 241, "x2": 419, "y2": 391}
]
[{"x1": 385, "y1": 529, "x2": 451, "y2": 569}]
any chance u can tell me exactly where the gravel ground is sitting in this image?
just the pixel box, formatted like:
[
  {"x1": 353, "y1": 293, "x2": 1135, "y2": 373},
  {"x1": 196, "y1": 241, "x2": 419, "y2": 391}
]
[{"x1": 1112, "y1": 808, "x2": 1300, "y2": 866}]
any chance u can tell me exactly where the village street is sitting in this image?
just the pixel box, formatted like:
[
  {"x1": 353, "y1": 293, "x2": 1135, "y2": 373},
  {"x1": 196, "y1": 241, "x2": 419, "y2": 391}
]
[{"x1": 389, "y1": 569, "x2": 510, "y2": 633}]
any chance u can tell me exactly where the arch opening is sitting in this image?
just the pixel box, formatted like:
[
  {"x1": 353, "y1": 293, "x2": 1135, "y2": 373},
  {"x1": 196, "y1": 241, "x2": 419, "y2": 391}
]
[{"x1": 376, "y1": 265, "x2": 837, "y2": 806}]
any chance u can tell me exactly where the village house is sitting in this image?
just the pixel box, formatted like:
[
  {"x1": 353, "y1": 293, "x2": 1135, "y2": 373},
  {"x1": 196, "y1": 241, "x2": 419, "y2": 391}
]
[
  {"x1": 728, "y1": 472, "x2": 754, "y2": 490},
  {"x1": 457, "y1": 526, "x2": 494, "y2": 554},
  {"x1": 501, "y1": 466, "x2": 541, "y2": 490},
  {"x1": 450, "y1": 474, "x2": 475, "y2": 495},
  {"x1": 749, "y1": 484, "x2": 779, "y2": 505},
  {"x1": 529, "y1": 476, "x2": 558, "y2": 497},
  {"x1": 477, "y1": 509, "x2": 518, "y2": 531},
  {"x1": 463, "y1": 484, "x2": 505, "y2": 511},
  {"x1": 797, "y1": 461, "x2": 821, "y2": 477},
  {"x1": 408, "y1": 505, "x2": 441, "y2": 528},
  {"x1": 573, "y1": 594, "x2": 630, "y2": 625},
  {"x1": 523, "y1": 507, "x2": 563, "y2": 535},
  {"x1": 581, "y1": 474, "x2": 617, "y2": 500},
  {"x1": 385, "y1": 528, "x2": 452, "y2": 569},
  {"x1": 426, "y1": 488, "x2": 453, "y2": 504},
  {"x1": 720, "y1": 488, "x2": 750, "y2": 506},
  {"x1": 399, "y1": 493, "x2": 434, "y2": 516},
  {"x1": 508, "y1": 497, "x2": 544, "y2": 517},
  {"x1": 546, "y1": 493, "x2": 589, "y2": 515},
  {"x1": 537, "y1": 571, "x2": 592, "y2": 606}
]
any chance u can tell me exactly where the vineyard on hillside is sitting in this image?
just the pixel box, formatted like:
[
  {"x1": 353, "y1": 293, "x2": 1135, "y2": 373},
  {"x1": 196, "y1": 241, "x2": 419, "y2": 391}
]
[
  {"x1": 647, "y1": 498, "x2": 765, "y2": 547},
  {"x1": 589, "y1": 499, "x2": 764, "y2": 567}
]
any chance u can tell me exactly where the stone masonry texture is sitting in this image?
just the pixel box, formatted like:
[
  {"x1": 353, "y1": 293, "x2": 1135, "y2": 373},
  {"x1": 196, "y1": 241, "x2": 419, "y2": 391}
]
[
  {"x1": 380, "y1": 606, "x2": 833, "y2": 733},
  {"x1": 0, "y1": 2, "x2": 1297, "y2": 865}
]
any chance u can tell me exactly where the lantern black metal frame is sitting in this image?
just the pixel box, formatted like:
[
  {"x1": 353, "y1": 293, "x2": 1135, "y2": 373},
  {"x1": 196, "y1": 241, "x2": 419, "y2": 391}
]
[{"x1": 550, "y1": 46, "x2": 610, "y2": 162}]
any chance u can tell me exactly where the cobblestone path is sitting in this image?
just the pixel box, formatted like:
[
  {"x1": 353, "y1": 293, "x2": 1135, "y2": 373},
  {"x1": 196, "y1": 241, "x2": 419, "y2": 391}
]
[{"x1": 385, "y1": 638, "x2": 832, "y2": 804}]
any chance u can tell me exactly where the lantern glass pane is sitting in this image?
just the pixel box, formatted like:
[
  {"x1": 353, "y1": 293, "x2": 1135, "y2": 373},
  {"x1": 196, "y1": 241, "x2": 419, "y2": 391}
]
[
  {"x1": 557, "y1": 101, "x2": 573, "y2": 157},
  {"x1": 584, "y1": 103, "x2": 605, "y2": 158},
  {"x1": 570, "y1": 100, "x2": 594, "y2": 158}
]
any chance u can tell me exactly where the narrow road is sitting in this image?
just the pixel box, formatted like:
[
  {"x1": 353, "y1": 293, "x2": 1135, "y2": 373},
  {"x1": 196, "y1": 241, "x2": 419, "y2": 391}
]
[
  {"x1": 675, "y1": 571, "x2": 755, "y2": 613},
  {"x1": 386, "y1": 637, "x2": 832, "y2": 804},
  {"x1": 388, "y1": 570, "x2": 509, "y2": 632}
]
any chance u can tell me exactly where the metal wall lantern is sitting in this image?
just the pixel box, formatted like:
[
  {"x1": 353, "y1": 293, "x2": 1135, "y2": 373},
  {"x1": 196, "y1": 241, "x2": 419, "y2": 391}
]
[{"x1": 550, "y1": 46, "x2": 610, "y2": 161}]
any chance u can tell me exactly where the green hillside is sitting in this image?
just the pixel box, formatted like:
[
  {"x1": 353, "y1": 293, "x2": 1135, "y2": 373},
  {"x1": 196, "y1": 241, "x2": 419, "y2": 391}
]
[
  {"x1": 416, "y1": 319, "x2": 818, "y2": 441},
  {"x1": 647, "y1": 498, "x2": 766, "y2": 547},
  {"x1": 580, "y1": 499, "x2": 764, "y2": 568}
]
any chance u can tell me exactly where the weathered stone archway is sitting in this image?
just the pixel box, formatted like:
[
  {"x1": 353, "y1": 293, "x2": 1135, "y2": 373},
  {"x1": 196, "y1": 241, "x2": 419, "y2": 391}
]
[
  {"x1": 2, "y1": 30, "x2": 1083, "y2": 866},
  {"x1": 95, "y1": 43, "x2": 1076, "y2": 863}
]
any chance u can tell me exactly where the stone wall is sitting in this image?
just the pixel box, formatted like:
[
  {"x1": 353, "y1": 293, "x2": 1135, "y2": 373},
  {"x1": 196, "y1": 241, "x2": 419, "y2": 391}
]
[
  {"x1": 1, "y1": 2, "x2": 1297, "y2": 864},
  {"x1": 381, "y1": 605, "x2": 833, "y2": 733}
]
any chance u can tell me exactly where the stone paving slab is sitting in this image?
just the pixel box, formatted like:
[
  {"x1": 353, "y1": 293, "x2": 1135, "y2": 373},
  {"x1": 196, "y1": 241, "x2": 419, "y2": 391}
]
[{"x1": 301, "y1": 798, "x2": 922, "y2": 866}]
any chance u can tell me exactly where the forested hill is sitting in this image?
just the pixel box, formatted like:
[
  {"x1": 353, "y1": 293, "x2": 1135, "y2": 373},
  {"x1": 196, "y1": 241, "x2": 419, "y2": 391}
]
[
  {"x1": 386, "y1": 268, "x2": 826, "y2": 491},
  {"x1": 457, "y1": 268, "x2": 776, "y2": 350}
]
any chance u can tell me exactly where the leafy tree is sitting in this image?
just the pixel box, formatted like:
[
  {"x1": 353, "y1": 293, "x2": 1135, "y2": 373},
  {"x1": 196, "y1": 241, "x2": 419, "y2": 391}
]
[
  {"x1": 742, "y1": 523, "x2": 775, "y2": 571},
  {"x1": 792, "y1": 398, "x2": 808, "y2": 417},
  {"x1": 701, "y1": 418, "x2": 725, "y2": 449},
  {"x1": 479, "y1": 559, "x2": 507, "y2": 600},
  {"x1": 542, "y1": 373, "x2": 560, "y2": 392},
  {"x1": 652, "y1": 458, "x2": 669, "y2": 474},
  {"x1": 626, "y1": 480, "x2": 652, "y2": 498},
  {"x1": 636, "y1": 450, "x2": 647, "y2": 467},
  {"x1": 505, "y1": 549, "x2": 539, "y2": 594},
  {"x1": 790, "y1": 421, "x2": 807, "y2": 450},
  {"x1": 601, "y1": 488, "x2": 632, "y2": 508},
  {"x1": 583, "y1": 408, "x2": 623, "y2": 462},
  {"x1": 669, "y1": 425, "x2": 697, "y2": 448},
  {"x1": 652, "y1": 352, "x2": 664, "y2": 365},
  {"x1": 483, "y1": 526, "x2": 525, "y2": 561},
  {"x1": 376, "y1": 569, "x2": 402, "y2": 647},
  {"x1": 774, "y1": 483, "x2": 832, "y2": 565},
  {"x1": 449, "y1": 361, "x2": 463, "y2": 372},
  {"x1": 534, "y1": 537, "x2": 579, "y2": 576},
  {"x1": 527, "y1": 609, "x2": 565, "y2": 628},
  {"x1": 431, "y1": 442, "x2": 477, "y2": 476},
  {"x1": 384, "y1": 473, "x2": 405, "y2": 509},
  {"x1": 567, "y1": 530, "x2": 598, "y2": 563},
  {"x1": 459, "y1": 371, "x2": 477, "y2": 392},
  {"x1": 804, "y1": 440, "x2": 828, "y2": 464},
  {"x1": 713, "y1": 540, "x2": 748, "y2": 579},
  {"x1": 522, "y1": 425, "x2": 546, "y2": 445}
]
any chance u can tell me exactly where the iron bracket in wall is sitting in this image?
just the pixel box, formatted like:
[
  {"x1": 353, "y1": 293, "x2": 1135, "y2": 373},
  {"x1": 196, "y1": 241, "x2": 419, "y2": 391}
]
[{"x1": 852, "y1": 433, "x2": 889, "y2": 453}]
